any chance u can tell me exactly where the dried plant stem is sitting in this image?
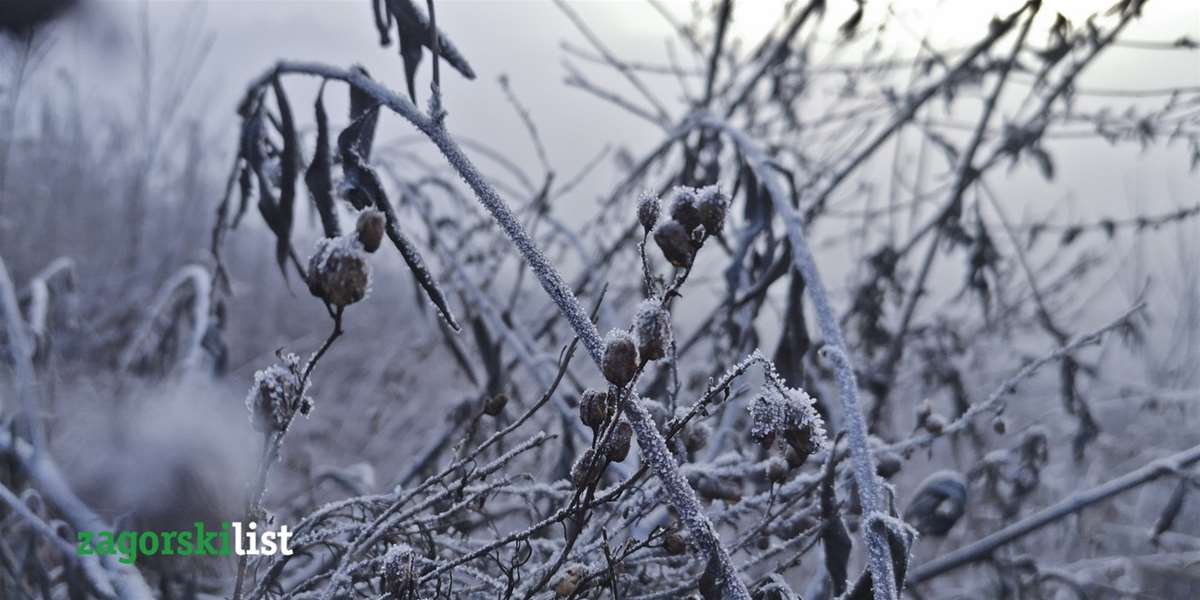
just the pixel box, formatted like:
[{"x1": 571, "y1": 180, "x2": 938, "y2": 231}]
[
  {"x1": 908, "y1": 441, "x2": 1200, "y2": 584},
  {"x1": 701, "y1": 116, "x2": 898, "y2": 600},
  {"x1": 245, "y1": 62, "x2": 751, "y2": 599}
]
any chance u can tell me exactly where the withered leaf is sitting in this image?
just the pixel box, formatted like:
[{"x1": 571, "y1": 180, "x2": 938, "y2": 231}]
[{"x1": 305, "y1": 80, "x2": 340, "y2": 238}]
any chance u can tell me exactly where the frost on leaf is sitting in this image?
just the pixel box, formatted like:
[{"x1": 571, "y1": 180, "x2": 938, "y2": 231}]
[
  {"x1": 246, "y1": 352, "x2": 314, "y2": 433},
  {"x1": 748, "y1": 380, "x2": 828, "y2": 466}
]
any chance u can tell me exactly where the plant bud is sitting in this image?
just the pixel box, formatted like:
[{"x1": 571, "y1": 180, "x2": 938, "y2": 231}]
[
  {"x1": 634, "y1": 300, "x2": 672, "y2": 361},
  {"x1": 668, "y1": 186, "x2": 701, "y2": 231},
  {"x1": 579, "y1": 389, "x2": 611, "y2": 430},
  {"x1": 601, "y1": 329, "x2": 639, "y2": 386},
  {"x1": 695, "y1": 185, "x2": 729, "y2": 236},
  {"x1": 483, "y1": 393, "x2": 507, "y2": 417},
  {"x1": 246, "y1": 353, "x2": 311, "y2": 433},
  {"x1": 653, "y1": 219, "x2": 694, "y2": 268},
  {"x1": 355, "y1": 208, "x2": 386, "y2": 253},
  {"x1": 765, "y1": 456, "x2": 789, "y2": 483},
  {"x1": 570, "y1": 449, "x2": 603, "y2": 488},
  {"x1": 637, "y1": 191, "x2": 660, "y2": 233},
  {"x1": 308, "y1": 235, "x2": 371, "y2": 307},
  {"x1": 605, "y1": 419, "x2": 633, "y2": 462}
]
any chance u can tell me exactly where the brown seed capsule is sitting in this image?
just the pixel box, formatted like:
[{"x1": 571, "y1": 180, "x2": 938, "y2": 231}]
[
  {"x1": 308, "y1": 236, "x2": 371, "y2": 307},
  {"x1": 663, "y1": 531, "x2": 688, "y2": 555},
  {"x1": 695, "y1": 185, "x2": 729, "y2": 236},
  {"x1": 923, "y1": 413, "x2": 947, "y2": 435},
  {"x1": 570, "y1": 449, "x2": 603, "y2": 488},
  {"x1": 634, "y1": 300, "x2": 672, "y2": 361},
  {"x1": 668, "y1": 186, "x2": 702, "y2": 231},
  {"x1": 637, "y1": 191, "x2": 660, "y2": 233},
  {"x1": 876, "y1": 450, "x2": 903, "y2": 479},
  {"x1": 579, "y1": 389, "x2": 610, "y2": 430},
  {"x1": 653, "y1": 219, "x2": 694, "y2": 268},
  {"x1": 992, "y1": 417, "x2": 1007, "y2": 434},
  {"x1": 606, "y1": 420, "x2": 633, "y2": 462},
  {"x1": 355, "y1": 208, "x2": 386, "y2": 253},
  {"x1": 483, "y1": 393, "x2": 507, "y2": 416},
  {"x1": 765, "y1": 456, "x2": 789, "y2": 483},
  {"x1": 601, "y1": 329, "x2": 639, "y2": 386},
  {"x1": 683, "y1": 421, "x2": 710, "y2": 453}
]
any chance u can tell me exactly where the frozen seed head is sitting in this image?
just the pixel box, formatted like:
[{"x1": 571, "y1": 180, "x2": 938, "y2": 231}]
[
  {"x1": 605, "y1": 419, "x2": 633, "y2": 462},
  {"x1": 683, "y1": 420, "x2": 710, "y2": 453},
  {"x1": 355, "y1": 208, "x2": 386, "y2": 253},
  {"x1": 634, "y1": 300, "x2": 672, "y2": 361},
  {"x1": 308, "y1": 234, "x2": 372, "y2": 307},
  {"x1": 668, "y1": 186, "x2": 702, "y2": 231},
  {"x1": 483, "y1": 393, "x2": 508, "y2": 417},
  {"x1": 246, "y1": 352, "x2": 312, "y2": 433},
  {"x1": 601, "y1": 329, "x2": 639, "y2": 386},
  {"x1": 637, "y1": 191, "x2": 660, "y2": 233},
  {"x1": 652, "y1": 219, "x2": 694, "y2": 268},
  {"x1": 765, "y1": 456, "x2": 790, "y2": 484},
  {"x1": 381, "y1": 544, "x2": 416, "y2": 597},
  {"x1": 748, "y1": 384, "x2": 828, "y2": 466},
  {"x1": 663, "y1": 531, "x2": 688, "y2": 555},
  {"x1": 579, "y1": 388, "x2": 611, "y2": 430},
  {"x1": 695, "y1": 185, "x2": 729, "y2": 235},
  {"x1": 570, "y1": 449, "x2": 603, "y2": 489}
]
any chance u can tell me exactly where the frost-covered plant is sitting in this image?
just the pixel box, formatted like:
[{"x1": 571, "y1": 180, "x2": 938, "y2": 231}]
[{"x1": 245, "y1": 352, "x2": 313, "y2": 433}]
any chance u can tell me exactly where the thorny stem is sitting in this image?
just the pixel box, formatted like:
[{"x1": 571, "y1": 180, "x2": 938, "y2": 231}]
[
  {"x1": 241, "y1": 61, "x2": 752, "y2": 598},
  {"x1": 702, "y1": 116, "x2": 900, "y2": 600}
]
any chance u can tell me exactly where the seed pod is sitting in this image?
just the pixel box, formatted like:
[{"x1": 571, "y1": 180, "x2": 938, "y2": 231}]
[
  {"x1": 483, "y1": 393, "x2": 507, "y2": 417},
  {"x1": 923, "y1": 413, "x2": 947, "y2": 435},
  {"x1": 554, "y1": 563, "x2": 587, "y2": 597},
  {"x1": 246, "y1": 353, "x2": 310, "y2": 433},
  {"x1": 663, "y1": 531, "x2": 688, "y2": 555},
  {"x1": 991, "y1": 417, "x2": 1007, "y2": 434},
  {"x1": 637, "y1": 191, "x2": 660, "y2": 233},
  {"x1": 579, "y1": 389, "x2": 610, "y2": 430},
  {"x1": 875, "y1": 450, "x2": 903, "y2": 479},
  {"x1": 570, "y1": 449, "x2": 603, "y2": 488},
  {"x1": 601, "y1": 329, "x2": 639, "y2": 386},
  {"x1": 355, "y1": 207, "x2": 386, "y2": 253},
  {"x1": 605, "y1": 419, "x2": 633, "y2": 462},
  {"x1": 695, "y1": 185, "x2": 729, "y2": 236},
  {"x1": 683, "y1": 420, "x2": 711, "y2": 453},
  {"x1": 634, "y1": 300, "x2": 672, "y2": 361},
  {"x1": 668, "y1": 186, "x2": 701, "y2": 231},
  {"x1": 653, "y1": 219, "x2": 694, "y2": 268},
  {"x1": 381, "y1": 544, "x2": 416, "y2": 597},
  {"x1": 765, "y1": 456, "x2": 789, "y2": 484},
  {"x1": 308, "y1": 235, "x2": 371, "y2": 307}
]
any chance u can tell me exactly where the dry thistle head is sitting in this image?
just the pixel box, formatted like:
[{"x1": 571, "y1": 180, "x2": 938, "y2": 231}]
[
  {"x1": 695, "y1": 184, "x2": 729, "y2": 235},
  {"x1": 355, "y1": 207, "x2": 386, "y2": 253},
  {"x1": 245, "y1": 352, "x2": 313, "y2": 433},
  {"x1": 579, "y1": 388, "x2": 611, "y2": 431},
  {"x1": 601, "y1": 329, "x2": 639, "y2": 386},
  {"x1": 637, "y1": 191, "x2": 660, "y2": 233},
  {"x1": 605, "y1": 419, "x2": 633, "y2": 462},
  {"x1": 308, "y1": 234, "x2": 372, "y2": 307},
  {"x1": 634, "y1": 300, "x2": 672, "y2": 361},
  {"x1": 652, "y1": 219, "x2": 694, "y2": 268}
]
